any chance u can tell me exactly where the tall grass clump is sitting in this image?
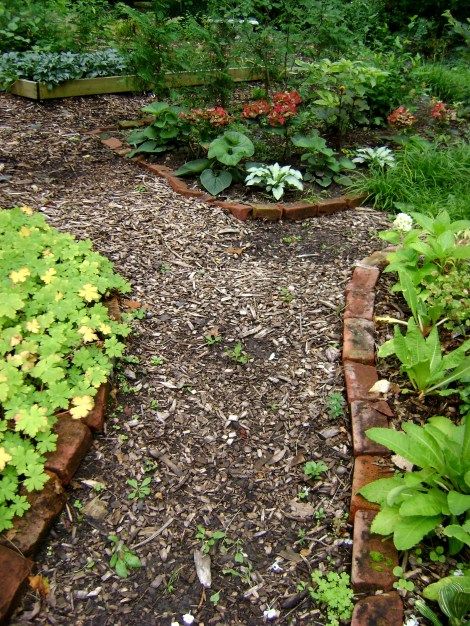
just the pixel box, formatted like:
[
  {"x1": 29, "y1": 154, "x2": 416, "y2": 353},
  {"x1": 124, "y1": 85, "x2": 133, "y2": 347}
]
[
  {"x1": 412, "y1": 61, "x2": 470, "y2": 105},
  {"x1": 349, "y1": 141, "x2": 470, "y2": 219}
]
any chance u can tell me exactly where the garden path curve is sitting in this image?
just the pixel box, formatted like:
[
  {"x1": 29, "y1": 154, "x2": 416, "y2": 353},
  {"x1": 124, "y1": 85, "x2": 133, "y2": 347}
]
[{"x1": 0, "y1": 93, "x2": 388, "y2": 626}]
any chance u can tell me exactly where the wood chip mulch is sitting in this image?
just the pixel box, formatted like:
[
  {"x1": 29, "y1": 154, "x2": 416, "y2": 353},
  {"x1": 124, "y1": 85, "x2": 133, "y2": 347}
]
[{"x1": 0, "y1": 92, "x2": 390, "y2": 626}]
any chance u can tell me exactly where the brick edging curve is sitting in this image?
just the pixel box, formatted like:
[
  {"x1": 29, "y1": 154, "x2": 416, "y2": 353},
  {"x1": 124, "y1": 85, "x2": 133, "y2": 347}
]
[
  {"x1": 0, "y1": 299, "x2": 119, "y2": 624},
  {"x1": 343, "y1": 250, "x2": 404, "y2": 625},
  {"x1": 96, "y1": 132, "x2": 365, "y2": 222}
]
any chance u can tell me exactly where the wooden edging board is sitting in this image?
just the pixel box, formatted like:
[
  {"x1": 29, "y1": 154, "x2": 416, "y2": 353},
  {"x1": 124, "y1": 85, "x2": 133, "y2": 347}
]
[{"x1": 9, "y1": 67, "x2": 264, "y2": 100}]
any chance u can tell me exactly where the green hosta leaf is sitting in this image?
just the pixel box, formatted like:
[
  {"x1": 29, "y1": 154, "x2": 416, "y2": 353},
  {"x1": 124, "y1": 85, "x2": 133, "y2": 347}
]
[
  {"x1": 424, "y1": 575, "x2": 470, "y2": 601},
  {"x1": 439, "y1": 581, "x2": 470, "y2": 620},
  {"x1": 448, "y1": 491, "x2": 470, "y2": 515},
  {"x1": 200, "y1": 169, "x2": 232, "y2": 196},
  {"x1": 208, "y1": 132, "x2": 254, "y2": 166},
  {"x1": 174, "y1": 158, "x2": 212, "y2": 177},
  {"x1": 127, "y1": 141, "x2": 167, "y2": 157},
  {"x1": 140, "y1": 101, "x2": 170, "y2": 115},
  {"x1": 393, "y1": 515, "x2": 442, "y2": 550}
]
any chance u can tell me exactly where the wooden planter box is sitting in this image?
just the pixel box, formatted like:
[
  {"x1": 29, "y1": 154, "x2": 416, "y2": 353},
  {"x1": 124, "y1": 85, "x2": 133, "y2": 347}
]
[{"x1": 9, "y1": 68, "x2": 264, "y2": 100}]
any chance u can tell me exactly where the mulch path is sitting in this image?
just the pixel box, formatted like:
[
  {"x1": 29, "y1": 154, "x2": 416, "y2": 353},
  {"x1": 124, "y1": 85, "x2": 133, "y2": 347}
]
[{"x1": 0, "y1": 92, "x2": 389, "y2": 626}]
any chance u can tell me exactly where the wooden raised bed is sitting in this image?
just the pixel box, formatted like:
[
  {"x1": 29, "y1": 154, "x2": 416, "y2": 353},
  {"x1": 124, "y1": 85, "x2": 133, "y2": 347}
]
[{"x1": 9, "y1": 67, "x2": 264, "y2": 100}]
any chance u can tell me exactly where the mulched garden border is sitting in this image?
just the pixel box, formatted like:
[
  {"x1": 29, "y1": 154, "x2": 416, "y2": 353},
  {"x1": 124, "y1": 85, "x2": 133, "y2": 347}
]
[
  {"x1": 96, "y1": 131, "x2": 365, "y2": 222},
  {"x1": 0, "y1": 300, "x2": 120, "y2": 625},
  {"x1": 342, "y1": 248, "x2": 405, "y2": 625}
]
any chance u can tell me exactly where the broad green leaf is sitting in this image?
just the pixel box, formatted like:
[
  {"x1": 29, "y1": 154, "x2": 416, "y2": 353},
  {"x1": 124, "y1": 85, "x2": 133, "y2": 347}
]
[
  {"x1": 140, "y1": 101, "x2": 169, "y2": 115},
  {"x1": 443, "y1": 525, "x2": 470, "y2": 547},
  {"x1": 369, "y1": 506, "x2": 401, "y2": 534},
  {"x1": 200, "y1": 169, "x2": 232, "y2": 196},
  {"x1": 393, "y1": 515, "x2": 442, "y2": 550},
  {"x1": 448, "y1": 492, "x2": 470, "y2": 515},
  {"x1": 174, "y1": 158, "x2": 212, "y2": 176},
  {"x1": 402, "y1": 422, "x2": 446, "y2": 474},
  {"x1": 358, "y1": 476, "x2": 403, "y2": 504},
  {"x1": 424, "y1": 575, "x2": 470, "y2": 601},
  {"x1": 439, "y1": 581, "x2": 470, "y2": 621},
  {"x1": 399, "y1": 490, "x2": 447, "y2": 517},
  {"x1": 208, "y1": 132, "x2": 254, "y2": 166}
]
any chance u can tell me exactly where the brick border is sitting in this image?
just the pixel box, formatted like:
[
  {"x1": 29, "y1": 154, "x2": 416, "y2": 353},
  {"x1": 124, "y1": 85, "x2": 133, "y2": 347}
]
[
  {"x1": 343, "y1": 249, "x2": 404, "y2": 625},
  {"x1": 97, "y1": 134, "x2": 365, "y2": 222},
  {"x1": 0, "y1": 301, "x2": 118, "y2": 624}
]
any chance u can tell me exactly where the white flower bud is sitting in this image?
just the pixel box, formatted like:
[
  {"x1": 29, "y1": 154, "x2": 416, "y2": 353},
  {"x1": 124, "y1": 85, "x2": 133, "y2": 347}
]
[{"x1": 392, "y1": 212, "x2": 413, "y2": 232}]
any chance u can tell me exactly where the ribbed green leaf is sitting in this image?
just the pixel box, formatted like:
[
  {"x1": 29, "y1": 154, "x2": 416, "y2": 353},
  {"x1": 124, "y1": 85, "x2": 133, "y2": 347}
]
[{"x1": 393, "y1": 515, "x2": 442, "y2": 550}]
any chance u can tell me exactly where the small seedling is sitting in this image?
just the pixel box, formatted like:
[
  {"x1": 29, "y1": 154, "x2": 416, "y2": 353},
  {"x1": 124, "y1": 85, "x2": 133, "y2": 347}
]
[
  {"x1": 326, "y1": 392, "x2": 345, "y2": 418},
  {"x1": 166, "y1": 567, "x2": 181, "y2": 594},
  {"x1": 108, "y1": 534, "x2": 141, "y2": 578},
  {"x1": 314, "y1": 507, "x2": 326, "y2": 521},
  {"x1": 122, "y1": 354, "x2": 140, "y2": 364},
  {"x1": 429, "y1": 546, "x2": 446, "y2": 563},
  {"x1": 210, "y1": 590, "x2": 221, "y2": 606},
  {"x1": 149, "y1": 399, "x2": 159, "y2": 410},
  {"x1": 304, "y1": 461, "x2": 328, "y2": 480},
  {"x1": 392, "y1": 566, "x2": 415, "y2": 592},
  {"x1": 150, "y1": 355, "x2": 164, "y2": 366},
  {"x1": 281, "y1": 235, "x2": 301, "y2": 245},
  {"x1": 73, "y1": 499, "x2": 83, "y2": 513},
  {"x1": 204, "y1": 333, "x2": 223, "y2": 346},
  {"x1": 196, "y1": 526, "x2": 226, "y2": 554},
  {"x1": 225, "y1": 342, "x2": 250, "y2": 365},
  {"x1": 279, "y1": 287, "x2": 295, "y2": 303},
  {"x1": 127, "y1": 477, "x2": 152, "y2": 500},
  {"x1": 297, "y1": 528, "x2": 308, "y2": 546},
  {"x1": 158, "y1": 263, "x2": 171, "y2": 274},
  {"x1": 92, "y1": 481, "x2": 105, "y2": 493},
  {"x1": 298, "y1": 486, "x2": 310, "y2": 501}
]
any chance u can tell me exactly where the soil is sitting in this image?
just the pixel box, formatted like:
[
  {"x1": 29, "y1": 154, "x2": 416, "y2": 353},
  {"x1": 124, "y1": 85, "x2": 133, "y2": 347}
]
[{"x1": 0, "y1": 91, "x2": 390, "y2": 626}]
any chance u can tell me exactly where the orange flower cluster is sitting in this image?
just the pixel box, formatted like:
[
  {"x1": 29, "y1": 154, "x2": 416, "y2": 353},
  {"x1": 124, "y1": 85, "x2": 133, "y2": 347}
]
[
  {"x1": 242, "y1": 90, "x2": 302, "y2": 127},
  {"x1": 179, "y1": 106, "x2": 232, "y2": 127},
  {"x1": 430, "y1": 100, "x2": 456, "y2": 122},
  {"x1": 387, "y1": 105, "x2": 416, "y2": 127}
]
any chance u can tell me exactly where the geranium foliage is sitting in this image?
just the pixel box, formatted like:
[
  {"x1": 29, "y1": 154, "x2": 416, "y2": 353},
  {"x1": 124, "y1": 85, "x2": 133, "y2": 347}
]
[{"x1": 0, "y1": 206, "x2": 131, "y2": 532}]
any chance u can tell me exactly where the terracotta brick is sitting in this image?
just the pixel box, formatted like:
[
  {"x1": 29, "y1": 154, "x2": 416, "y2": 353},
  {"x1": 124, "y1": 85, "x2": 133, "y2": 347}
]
[
  {"x1": 282, "y1": 201, "x2": 319, "y2": 220},
  {"x1": 343, "y1": 318, "x2": 375, "y2": 365},
  {"x1": 0, "y1": 472, "x2": 65, "y2": 556},
  {"x1": 217, "y1": 202, "x2": 252, "y2": 221},
  {"x1": 144, "y1": 163, "x2": 173, "y2": 177},
  {"x1": 101, "y1": 137, "x2": 122, "y2": 150},
  {"x1": 0, "y1": 545, "x2": 33, "y2": 623},
  {"x1": 347, "y1": 266, "x2": 380, "y2": 293},
  {"x1": 82, "y1": 383, "x2": 109, "y2": 432},
  {"x1": 45, "y1": 416, "x2": 92, "y2": 484},
  {"x1": 351, "y1": 592, "x2": 403, "y2": 626},
  {"x1": 167, "y1": 175, "x2": 192, "y2": 195},
  {"x1": 317, "y1": 197, "x2": 349, "y2": 213},
  {"x1": 350, "y1": 401, "x2": 391, "y2": 456},
  {"x1": 252, "y1": 203, "x2": 283, "y2": 220},
  {"x1": 345, "y1": 289, "x2": 375, "y2": 320},
  {"x1": 352, "y1": 510, "x2": 398, "y2": 592},
  {"x1": 350, "y1": 455, "x2": 393, "y2": 521},
  {"x1": 360, "y1": 250, "x2": 390, "y2": 271},
  {"x1": 346, "y1": 194, "x2": 368, "y2": 208},
  {"x1": 344, "y1": 361, "x2": 378, "y2": 403}
]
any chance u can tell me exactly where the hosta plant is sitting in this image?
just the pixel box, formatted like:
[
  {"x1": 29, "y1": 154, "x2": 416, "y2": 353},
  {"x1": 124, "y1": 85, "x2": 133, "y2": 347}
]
[
  {"x1": 359, "y1": 415, "x2": 470, "y2": 554},
  {"x1": 0, "y1": 207, "x2": 131, "y2": 532},
  {"x1": 291, "y1": 132, "x2": 355, "y2": 187},
  {"x1": 126, "y1": 101, "x2": 187, "y2": 157},
  {"x1": 245, "y1": 163, "x2": 303, "y2": 200},
  {"x1": 416, "y1": 572, "x2": 470, "y2": 626},
  {"x1": 353, "y1": 146, "x2": 396, "y2": 169}
]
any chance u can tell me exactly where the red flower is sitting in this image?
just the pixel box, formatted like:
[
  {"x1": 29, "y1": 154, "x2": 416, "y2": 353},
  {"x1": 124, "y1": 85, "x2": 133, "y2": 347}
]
[
  {"x1": 273, "y1": 90, "x2": 302, "y2": 106},
  {"x1": 179, "y1": 106, "x2": 232, "y2": 126},
  {"x1": 387, "y1": 106, "x2": 416, "y2": 127},
  {"x1": 242, "y1": 100, "x2": 272, "y2": 119},
  {"x1": 430, "y1": 100, "x2": 456, "y2": 122}
]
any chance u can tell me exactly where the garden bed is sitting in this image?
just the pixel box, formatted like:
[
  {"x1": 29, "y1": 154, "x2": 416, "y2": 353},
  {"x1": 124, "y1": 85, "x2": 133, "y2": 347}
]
[{"x1": 9, "y1": 68, "x2": 265, "y2": 100}]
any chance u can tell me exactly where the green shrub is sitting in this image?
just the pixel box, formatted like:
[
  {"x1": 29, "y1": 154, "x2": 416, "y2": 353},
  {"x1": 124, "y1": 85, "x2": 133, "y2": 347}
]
[
  {"x1": 349, "y1": 141, "x2": 470, "y2": 219},
  {"x1": 412, "y1": 62, "x2": 470, "y2": 106},
  {"x1": 0, "y1": 206, "x2": 131, "y2": 532}
]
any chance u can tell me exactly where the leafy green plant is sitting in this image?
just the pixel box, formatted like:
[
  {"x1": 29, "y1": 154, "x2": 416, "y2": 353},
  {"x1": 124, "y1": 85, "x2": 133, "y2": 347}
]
[
  {"x1": 0, "y1": 207, "x2": 130, "y2": 533},
  {"x1": 279, "y1": 287, "x2": 295, "y2": 303},
  {"x1": 359, "y1": 414, "x2": 470, "y2": 553},
  {"x1": 150, "y1": 355, "x2": 164, "y2": 366},
  {"x1": 108, "y1": 534, "x2": 142, "y2": 578},
  {"x1": 291, "y1": 132, "x2": 355, "y2": 187},
  {"x1": 299, "y1": 570, "x2": 354, "y2": 626},
  {"x1": 0, "y1": 49, "x2": 128, "y2": 90},
  {"x1": 296, "y1": 58, "x2": 388, "y2": 145},
  {"x1": 378, "y1": 318, "x2": 470, "y2": 397},
  {"x1": 244, "y1": 163, "x2": 303, "y2": 200},
  {"x1": 416, "y1": 573, "x2": 470, "y2": 626},
  {"x1": 204, "y1": 332, "x2": 222, "y2": 346},
  {"x1": 126, "y1": 101, "x2": 187, "y2": 157},
  {"x1": 195, "y1": 525, "x2": 226, "y2": 554},
  {"x1": 224, "y1": 341, "x2": 250, "y2": 365},
  {"x1": 430, "y1": 546, "x2": 446, "y2": 563},
  {"x1": 304, "y1": 460, "x2": 328, "y2": 480},
  {"x1": 353, "y1": 146, "x2": 396, "y2": 169},
  {"x1": 326, "y1": 392, "x2": 345, "y2": 419},
  {"x1": 392, "y1": 565, "x2": 415, "y2": 592},
  {"x1": 175, "y1": 131, "x2": 254, "y2": 196},
  {"x1": 127, "y1": 477, "x2": 152, "y2": 500}
]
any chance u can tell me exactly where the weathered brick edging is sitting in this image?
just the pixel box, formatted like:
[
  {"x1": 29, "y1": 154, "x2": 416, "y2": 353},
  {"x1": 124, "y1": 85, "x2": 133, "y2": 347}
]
[
  {"x1": 343, "y1": 251, "x2": 404, "y2": 625},
  {"x1": 0, "y1": 298, "x2": 116, "y2": 625},
  {"x1": 98, "y1": 134, "x2": 364, "y2": 222}
]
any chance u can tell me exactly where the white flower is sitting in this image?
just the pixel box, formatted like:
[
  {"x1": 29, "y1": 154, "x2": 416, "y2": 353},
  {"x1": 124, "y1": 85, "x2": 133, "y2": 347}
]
[
  {"x1": 171, "y1": 622, "x2": 180, "y2": 626},
  {"x1": 453, "y1": 569, "x2": 464, "y2": 576},
  {"x1": 182, "y1": 614, "x2": 195, "y2": 625},
  {"x1": 392, "y1": 212, "x2": 413, "y2": 232},
  {"x1": 263, "y1": 608, "x2": 280, "y2": 621},
  {"x1": 269, "y1": 560, "x2": 283, "y2": 573},
  {"x1": 403, "y1": 616, "x2": 419, "y2": 626}
]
